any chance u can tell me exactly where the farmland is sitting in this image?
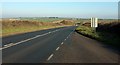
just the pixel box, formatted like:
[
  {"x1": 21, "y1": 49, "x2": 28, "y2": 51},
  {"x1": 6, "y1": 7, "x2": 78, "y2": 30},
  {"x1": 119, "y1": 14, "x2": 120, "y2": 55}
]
[
  {"x1": 1, "y1": 17, "x2": 75, "y2": 37},
  {"x1": 15, "y1": 17, "x2": 73, "y2": 22}
]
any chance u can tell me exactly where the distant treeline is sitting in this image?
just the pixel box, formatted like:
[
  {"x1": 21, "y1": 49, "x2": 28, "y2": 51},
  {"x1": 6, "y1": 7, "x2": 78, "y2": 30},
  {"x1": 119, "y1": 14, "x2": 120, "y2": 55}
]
[{"x1": 48, "y1": 17, "x2": 59, "y2": 18}]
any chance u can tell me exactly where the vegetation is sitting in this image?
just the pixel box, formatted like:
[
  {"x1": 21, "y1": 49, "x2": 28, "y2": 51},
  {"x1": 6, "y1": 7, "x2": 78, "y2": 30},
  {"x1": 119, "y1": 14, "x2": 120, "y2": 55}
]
[
  {"x1": 18, "y1": 17, "x2": 72, "y2": 22},
  {"x1": 75, "y1": 20, "x2": 120, "y2": 48},
  {"x1": 1, "y1": 18, "x2": 75, "y2": 37}
]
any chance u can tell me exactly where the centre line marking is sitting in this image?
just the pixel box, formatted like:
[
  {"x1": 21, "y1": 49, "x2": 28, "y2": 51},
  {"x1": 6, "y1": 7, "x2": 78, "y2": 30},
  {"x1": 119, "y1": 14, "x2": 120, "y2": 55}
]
[
  {"x1": 56, "y1": 47, "x2": 60, "y2": 51},
  {"x1": 61, "y1": 42, "x2": 64, "y2": 45},
  {"x1": 47, "y1": 54, "x2": 54, "y2": 61},
  {"x1": 64, "y1": 39, "x2": 66, "y2": 41},
  {"x1": 67, "y1": 37, "x2": 69, "y2": 39}
]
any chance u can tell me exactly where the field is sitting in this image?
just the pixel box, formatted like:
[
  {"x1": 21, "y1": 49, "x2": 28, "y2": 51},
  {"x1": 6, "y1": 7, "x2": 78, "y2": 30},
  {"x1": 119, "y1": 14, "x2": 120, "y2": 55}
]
[
  {"x1": 75, "y1": 19, "x2": 120, "y2": 48},
  {"x1": 1, "y1": 18, "x2": 75, "y2": 37},
  {"x1": 16, "y1": 17, "x2": 72, "y2": 22}
]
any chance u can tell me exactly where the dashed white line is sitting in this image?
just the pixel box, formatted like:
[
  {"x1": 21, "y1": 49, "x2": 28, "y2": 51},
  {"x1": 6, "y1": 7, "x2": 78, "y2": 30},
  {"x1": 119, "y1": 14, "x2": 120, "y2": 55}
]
[
  {"x1": 47, "y1": 54, "x2": 54, "y2": 61},
  {"x1": 64, "y1": 39, "x2": 66, "y2": 41},
  {"x1": 68, "y1": 31, "x2": 73, "y2": 37},
  {"x1": 70, "y1": 31, "x2": 72, "y2": 34},
  {"x1": 47, "y1": 29, "x2": 74, "y2": 61},
  {"x1": 67, "y1": 36, "x2": 69, "y2": 39},
  {"x1": 61, "y1": 42, "x2": 64, "y2": 45},
  {"x1": 56, "y1": 47, "x2": 60, "y2": 51},
  {"x1": 46, "y1": 28, "x2": 75, "y2": 61}
]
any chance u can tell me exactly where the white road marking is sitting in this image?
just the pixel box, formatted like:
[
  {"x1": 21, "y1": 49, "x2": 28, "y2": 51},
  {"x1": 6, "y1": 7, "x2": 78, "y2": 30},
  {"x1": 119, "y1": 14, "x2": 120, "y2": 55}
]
[
  {"x1": 68, "y1": 31, "x2": 73, "y2": 37},
  {"x1": 52, "y1": 31, "x2": 56, "y2": 33},
  {"x1": 1, "y1": 29, "x2": 61, "y2": 50},
  {"x1": 0, "y1": 48, "x2": 2, "y2": 50},
  {"x1": 64, "y1": 39, "x2": 66, "y2": 41},
  {"x1": 2, "y1": 27, "x2": 73, "y2": 50},
  {"x1": 61, "y1": 42, "x2": 64, "y2": 45},
  {"x1": 4, "y1": 43, "x2": 13, "y2": 47},
  {"x1": 46, "y1": 27, "x2": 75, "y2": 61},
  {"x1": 47, "y1": 54, "x2": 54, "y2": 61},
  {"x1": 2, "y1": 45, "x2": 12, "y2": 49},
  {"x1": 70, "y1": 31, "x2": 72, "y2": 34},
  {"x1": 67, "y1": 36, "x2": 69, "y2": 39},
  {"x1": 8, "y1": 43, "x2": 14, "y2": 46},
  {"x1": 56, "y1": 47, "x2": 60, "y2": 51},
  {"x1": 36, "y1": 35, "x2": 42, "y2": 37},
  {"x1": 4, "y1": 45, "x2": 8, "y2": 47},
  {"x1": 61, "y1": 29, "x2": 74, "y2": 46}
]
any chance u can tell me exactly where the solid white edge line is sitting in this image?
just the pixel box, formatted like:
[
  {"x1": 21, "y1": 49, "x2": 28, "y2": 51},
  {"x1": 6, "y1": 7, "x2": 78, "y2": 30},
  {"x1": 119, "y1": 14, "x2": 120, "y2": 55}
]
[
  {"x1": 1, "y1": 29, "x2": 61, "y2": 50},
  {"x1": 4, "y1": 45, "x2": 8, "y2": 47},
  {"x1": 47, "y1": 54, "x2": 54, "y2": 61},
  {"x1": 1, "y1": 27, "x2": 73, "y2": 50},
  {"x1": 0, "y1": 48, "x2": 2, "y2": 50}
]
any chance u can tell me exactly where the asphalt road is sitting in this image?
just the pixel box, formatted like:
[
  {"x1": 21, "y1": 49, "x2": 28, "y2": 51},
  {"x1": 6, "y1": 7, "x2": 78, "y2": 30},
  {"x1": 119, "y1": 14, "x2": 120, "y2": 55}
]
[
  {"x1": 46, "y1": 32, "x2": 119, "y2": 63},
  {"x1": 2, "y1": 26, "x2": 76, "y2": 63},
  {"x1": 2, "y1": 26, "x2": 119, "y2": 64}
]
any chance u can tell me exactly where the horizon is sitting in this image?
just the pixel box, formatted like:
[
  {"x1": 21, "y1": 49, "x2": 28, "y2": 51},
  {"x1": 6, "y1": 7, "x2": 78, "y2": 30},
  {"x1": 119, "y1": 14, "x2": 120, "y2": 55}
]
[
  {"x1": 1, "y1": 2, "x2": 118, "y2": 19},
  {"x1": 1, "y1": 17, "x2": 118, "y2": 19}
]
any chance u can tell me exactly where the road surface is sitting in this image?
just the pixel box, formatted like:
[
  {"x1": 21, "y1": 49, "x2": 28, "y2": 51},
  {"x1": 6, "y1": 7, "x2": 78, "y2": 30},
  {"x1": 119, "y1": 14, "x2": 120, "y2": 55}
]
[{"x1": 1, "y1": 26, "x2": 119, "y2": 64}]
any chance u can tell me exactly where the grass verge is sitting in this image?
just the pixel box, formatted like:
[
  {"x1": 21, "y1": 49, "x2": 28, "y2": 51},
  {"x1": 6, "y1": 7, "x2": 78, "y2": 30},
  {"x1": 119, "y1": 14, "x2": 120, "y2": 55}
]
[
  {"x1": 2, "y1": 25, "x2": 68, "y2": 37},
  {"x1": 75, "y1": 25, "x2": 120, "y2": 48}
]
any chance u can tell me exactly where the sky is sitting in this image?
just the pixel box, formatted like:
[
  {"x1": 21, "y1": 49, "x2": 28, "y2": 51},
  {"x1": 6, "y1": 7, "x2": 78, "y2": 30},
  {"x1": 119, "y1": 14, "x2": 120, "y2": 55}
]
[
  {"x1": 1, "y1": 2, "x2": 118, "y2": 19},
  {"x1": 1, "y1": 0, "x2": 120, "y2": 2}
]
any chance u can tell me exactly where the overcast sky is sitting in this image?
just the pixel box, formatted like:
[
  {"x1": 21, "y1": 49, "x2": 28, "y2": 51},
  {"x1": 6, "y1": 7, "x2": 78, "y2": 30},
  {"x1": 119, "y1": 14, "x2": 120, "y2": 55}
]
[{"x1": 1, "y1": 1, "x2": 119, "y2": 19}]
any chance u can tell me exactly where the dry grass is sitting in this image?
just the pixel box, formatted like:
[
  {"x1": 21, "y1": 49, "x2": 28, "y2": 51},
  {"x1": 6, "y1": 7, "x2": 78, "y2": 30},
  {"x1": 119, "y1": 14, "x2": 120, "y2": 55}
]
[{"x1": 1, "y1": 19, "x2": 75, "y2": 37}]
